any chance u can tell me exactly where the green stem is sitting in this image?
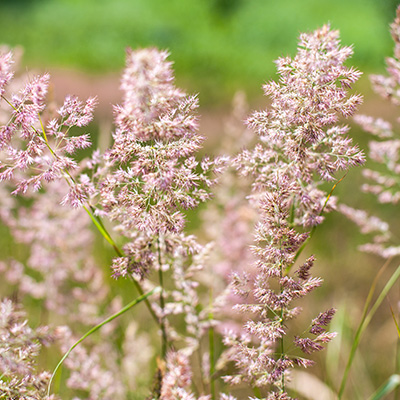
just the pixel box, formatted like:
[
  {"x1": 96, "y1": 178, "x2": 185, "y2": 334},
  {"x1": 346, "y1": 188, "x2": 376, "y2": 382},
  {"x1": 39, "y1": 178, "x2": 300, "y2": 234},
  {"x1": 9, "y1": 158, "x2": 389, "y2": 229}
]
[
  {"x1": 81, "y1": 204, "x2": 159, "y2": 324},
  {"x1": 285, "y1": 173, "x2": 347, "y2": 275},
  {"x1": 47, "y1": 287, "x2": 161, "y2": 397},
  {"x1": 128, "y1": 274, "x2": 160, "y2": 324},
  {"x1": 280, "y1": 264, "x2": 285, "y2": 393},
  {"x1": 368, "y1": 375, "x2": 400, "y2": 400},
  {"x1": 209, "y1": 288, "x2": 216, "y2": 400},
  {"x1": 38, "y1": 114, "x2": 49, "y2": 147},
  {"x1": 389, "y1": 303, "x2": 400, "y2": 400},
  {"x1": 82, "y1": 205, "x2": 118, "y2": 250},
  {"x1": 39, "y1": 112, "x2": 159, "y2": 327},
  {"x1": 338, "y1": 261, "x2": 400, "y2": 398},
  {"x1": 157, "y1": 236, "x2": 168, "y2": 359},
  {"x1": 395, "y1": 288, "x2": 400, "y2": 400},
  {"x1": 197, "y1": 341, "x2": 206, "y2": 393},
  {"x1": 396, "y1": 340, "x2": 400, "y2": 400}
]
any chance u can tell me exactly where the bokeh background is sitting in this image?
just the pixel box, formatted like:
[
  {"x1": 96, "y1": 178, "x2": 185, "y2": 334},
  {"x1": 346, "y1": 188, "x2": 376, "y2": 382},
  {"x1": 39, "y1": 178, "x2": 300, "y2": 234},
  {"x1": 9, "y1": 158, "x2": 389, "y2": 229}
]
[
  {"x1": 0, "y1": 0, "x2": 398, "y2": 103},
  {"x1": 1, "y1": 0, "x2": 400, "y2": 398}
]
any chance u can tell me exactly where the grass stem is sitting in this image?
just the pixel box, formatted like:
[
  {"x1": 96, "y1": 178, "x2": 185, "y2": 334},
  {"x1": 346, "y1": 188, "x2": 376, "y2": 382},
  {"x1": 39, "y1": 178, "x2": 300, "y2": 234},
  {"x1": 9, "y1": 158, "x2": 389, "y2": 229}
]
[
  {"x1": 157, "y1": 236, "x2": 168, "y2": 359},
  {"x1": 47, "y1": 287, "x2": 161, "y2": 397},
  {"x1": 338, "y1": 260, "x2": 400, "y2": 398},
  {"x1": 209, "y1": 288, "x2": 216, "y2": 400},
  {"x1": 285, "y1": 173, "x2": 347, "y2": 276}
]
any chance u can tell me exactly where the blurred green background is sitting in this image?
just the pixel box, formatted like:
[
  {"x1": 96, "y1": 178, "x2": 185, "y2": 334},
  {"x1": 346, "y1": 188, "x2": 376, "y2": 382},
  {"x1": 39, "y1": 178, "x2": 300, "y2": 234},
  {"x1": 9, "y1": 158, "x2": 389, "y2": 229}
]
[{"x1": 0, "y1": 0, "x2": 398, "y2": 103}]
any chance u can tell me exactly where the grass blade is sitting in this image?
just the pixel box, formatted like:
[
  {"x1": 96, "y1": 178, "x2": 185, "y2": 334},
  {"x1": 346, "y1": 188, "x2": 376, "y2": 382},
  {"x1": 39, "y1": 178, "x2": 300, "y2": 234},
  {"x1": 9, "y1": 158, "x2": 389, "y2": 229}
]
[
  {"x1": 390, "y1": 304, "x2": 400, "y2": 339},
  {"x1": 47, "y1": 286, "x2": 161, "y2": 396},
  {"x1": 368, "y1": 375, "x2": 400, "y2": 400},
  {"x1": 338, "y1": 260, "x2": 399, "y2": 399},
  {"x1": 389, "y1": 303, "x2": 400, "y2": 399}
]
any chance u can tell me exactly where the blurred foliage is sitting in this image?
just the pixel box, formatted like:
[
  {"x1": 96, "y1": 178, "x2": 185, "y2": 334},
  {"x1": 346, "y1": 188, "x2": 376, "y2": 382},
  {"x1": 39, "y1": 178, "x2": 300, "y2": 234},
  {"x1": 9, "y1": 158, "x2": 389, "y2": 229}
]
[{"x1": 0, "y1": 0, "x2": 397, "y2": 103}]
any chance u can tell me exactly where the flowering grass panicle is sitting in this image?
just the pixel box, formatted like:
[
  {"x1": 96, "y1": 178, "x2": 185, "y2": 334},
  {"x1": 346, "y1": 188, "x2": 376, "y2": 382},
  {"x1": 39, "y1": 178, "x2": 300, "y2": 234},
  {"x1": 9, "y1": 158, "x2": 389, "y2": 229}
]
[
  {"x1": 0, "y1": 299, "x2": 60, "y2": 400},
  {"x1": 236, "y1": 26, "x2": 363, "y2": 227},
  {"x1": 0, "y1": 179, "x2": 134, "y2": 399},
  {"x1": 349, "y1": 5, "x2": 400, "y2": 257},
  {"x1": 201, "y1": 92, "x2": 255, "y2": 286},
  {"x1": 0, "y1": 180, "x2": 107, "y2": 323},
  {"x1": 199, "y1": 93, "x2": 257, "y2": 345},
  {"x1": 82, "y1": 50, "x2": 226, "y2": 397},
  {"x1": 0, "y1": 51, "x2": 96, "y2": 205},
  {"x1": 94, "y1": 49, "x2": 225, "y2": 292},
  {"x1": 158, "y1": 350, "x2": 246, "y2": 400},
  {"x1": 59, "y1": 326, "x2": 126, "y2": 400},
  {"x1": 224, "y1": 25, "x2": 364, "y2": 398},
  {"x1": 100, "y1": 48, "x2": 219, "y2": 236},
  {"x1": 159, "y1": 350, "x2": 209, "y2": 400}
]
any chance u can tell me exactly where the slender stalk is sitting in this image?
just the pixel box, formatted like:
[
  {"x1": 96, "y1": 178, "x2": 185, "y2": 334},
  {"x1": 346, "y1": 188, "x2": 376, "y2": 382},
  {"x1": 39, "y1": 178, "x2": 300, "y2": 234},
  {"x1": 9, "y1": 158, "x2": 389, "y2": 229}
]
[
  {"x1": 389, "y1": 301, "x2": 400, "y2": 400},
  {"x1": 338, "y1": 261, "x2": 400, "y2": 398},
  {"x1": 82, "y1": 205, "x2": 118, "y2": 249},
  {"x1": 209, "y1": 288, "x2": 216, "y2": 400},
  {"x1": 128, "y1": 274, "x2": 159, "y2": 324},
  {"x1": 39, "y1": 112, "x2": 160, "y2": 327},
  {"x1": 368, "y1": 375, "x2": 400, "y2": 400},
  {"x1": 5, "y1": 100, "x2": 158, "y2": 325},
  {"x1": 389, "y1": 304, "x2": 400, "y2": 337},
  {"x1": 280, "y1": 266, "x2": 285, "y2": 393},
  {"x1": 38, "y1": 114, "x2": 49, "y2": 144},
  {"x1": 396, "y1": 320, "x2": 400, "y2": 399},
  {"x1": 157, "y1": 235, "x2": 168, "y2": 359},
  {"x1": 197, "y1": 341, "x2": 206, "y2": 393},
  {"x1": 53, "y1": 364, "x2": 63, "y2": 396},
  {"x1": 285, "y1": 173, "x2": 347, "y2": 275},
  {"x1": 47, "y1": 287, "x2": 161, "y2": 397}
]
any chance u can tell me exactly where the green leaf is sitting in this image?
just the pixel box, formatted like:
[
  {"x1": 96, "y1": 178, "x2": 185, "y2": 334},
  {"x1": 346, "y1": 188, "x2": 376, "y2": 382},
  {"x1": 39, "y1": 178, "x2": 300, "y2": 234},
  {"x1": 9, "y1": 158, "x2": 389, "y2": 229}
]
[
  {"x1": 390, "y1": 304, "x2": 400, "y2": 339},
  {"x1": 338, "y1": 261, "x2": 400, "y2": 399},
  {"x1": 368, "y1": 375, "x2": 400, "y2": 400}
]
